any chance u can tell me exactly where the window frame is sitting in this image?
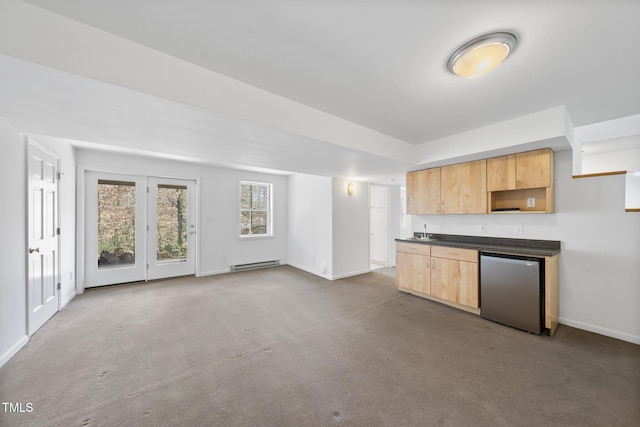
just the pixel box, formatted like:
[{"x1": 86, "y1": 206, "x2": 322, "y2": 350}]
[{"x1": 239, "y1": 181, "x2": 273, "y2": 239}]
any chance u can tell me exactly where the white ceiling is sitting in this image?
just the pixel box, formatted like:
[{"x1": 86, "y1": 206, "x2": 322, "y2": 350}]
[{"x1": 1, "y1": 0, "x2": 639, "y2": 182}]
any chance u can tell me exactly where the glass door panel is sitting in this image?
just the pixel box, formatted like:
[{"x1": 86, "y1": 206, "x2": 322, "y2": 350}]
[
  {"x1": 97, "y1": 180, "x2": 136, "y2": 268},
  {"x1": 156, "y1": 184, "x2": 188, "y2": 263},
  {"x1": 147, "y1": 177, "x2": 196, "y2": 280},
  {"x1": 85, "y1": 172, "x2": 146, "y2": 287}
]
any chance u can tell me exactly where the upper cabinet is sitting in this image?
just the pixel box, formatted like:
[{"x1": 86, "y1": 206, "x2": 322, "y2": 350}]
[
  {"x1": 407, "y1": 168, "x2": 441, "y2": 214},
  {"x1": 516, "y1": 149, "x2": 553, "y2": 189},
  {"x1": 440, "y1": 159, "x2": 487, "y2": 214},
  {"x1": 487, "y1": 154, "x2": 516, "y2": 191},
  {"x1": 406, "y1": 148, "x2": 554, "y2": 215},
  {"x1": 487, "y1": 148, "x2": 554, "y2": 213},
  {"x1": 487, "y1": 149, "x2": 553, "y2": 191}
]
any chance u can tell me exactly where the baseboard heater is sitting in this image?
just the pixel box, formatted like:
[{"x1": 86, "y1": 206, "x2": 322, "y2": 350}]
[{"x1": 230, "y1": 260, "x2": 280, "y2": 272}]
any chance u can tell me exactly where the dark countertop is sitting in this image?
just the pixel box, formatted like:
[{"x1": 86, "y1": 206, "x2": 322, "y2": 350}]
[{"x1": 395, "y1": 233, "x2": 561, "y2": 257}]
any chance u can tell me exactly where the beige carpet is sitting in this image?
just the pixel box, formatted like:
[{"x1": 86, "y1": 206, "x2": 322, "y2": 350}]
[{"x1": 1, "y1": 265, "x2": 638, "y2": 426}]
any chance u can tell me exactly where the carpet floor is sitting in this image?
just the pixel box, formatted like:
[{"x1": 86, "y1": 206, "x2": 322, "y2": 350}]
[{"x1": 1, "y1": 265, "x2": 638, "y2": 426}]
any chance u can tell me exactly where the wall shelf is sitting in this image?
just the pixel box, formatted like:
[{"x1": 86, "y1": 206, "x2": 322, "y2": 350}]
[{"x1": 488, "y1": 187, "x2": 553, "y2": 213}]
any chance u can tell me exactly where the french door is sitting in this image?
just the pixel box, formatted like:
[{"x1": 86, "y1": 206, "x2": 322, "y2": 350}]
[
  {"x1": 84, "y1": 172, "x2": 196, "y2": 288},
  {"x1": 147, "y1": 177, "x2": 196, "y2": 280}
]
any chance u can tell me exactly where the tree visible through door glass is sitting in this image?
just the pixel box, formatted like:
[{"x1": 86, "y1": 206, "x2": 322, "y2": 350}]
[
  {"x1": 97, "y1": 180, "x2": 136, "y2": 268},
  {"x1": 156, "y1": 184, "x2": 188, "y2": 262}
]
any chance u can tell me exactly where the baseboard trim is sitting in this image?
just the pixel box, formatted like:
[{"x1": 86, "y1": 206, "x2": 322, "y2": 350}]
[
  {"x1": 196, "y1": 269, "x2": 232, "y2": 277},
  {"x1": 61, "y1": 291, "x2": 76, "y2": 309},
  {"x1": 559, "y1": 317, "x2": 640, "y2": 345},
  {"x1": 286, "y1": 262, "x2": 329, "y2": 279},
  {"x1": 0, "y1": 335, "x2": 29, "y2": 368},
  {"x1": 331, "y1": 269, "x2": 371, "y2": 281}
]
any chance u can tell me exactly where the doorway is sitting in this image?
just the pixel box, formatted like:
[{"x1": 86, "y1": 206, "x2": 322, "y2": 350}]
[
  {"x1": 370, "y1": 185, "x2": 388, "y2": 270},
  {"x1": 84, "y1": 172, "x2": 196, "y2": 288},
  {"x1": 27, "y1": 142, "x2": 60, "y2": 335}
]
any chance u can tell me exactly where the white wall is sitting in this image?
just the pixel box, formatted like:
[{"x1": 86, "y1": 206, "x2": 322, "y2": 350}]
[
  {"x1": 287, "y1": 173, "x2": 333, "y2": 278},
  {"x1": 0, "y1": 121, "x2": 27, "y2": 367},
  {"x1": 626, "y1": 173, "x2": 640, "y2": 209},
  {"x1": 582, "y1": 147, "x2": 640, "y2": 175},
  {"x1": 75, "y1": 149, "x2": 288, "y2": 281},
  {"x1": 332, "y1": 178, "x2": 370, "y2": 279},
  {"x1": 412, "y1": 150, "x2": 640, "y2": 344}
]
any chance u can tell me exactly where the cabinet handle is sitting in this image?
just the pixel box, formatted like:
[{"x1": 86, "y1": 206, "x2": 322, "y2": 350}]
[{"x1": 29, "y1": 247, "x2": 40, "y2": 254}]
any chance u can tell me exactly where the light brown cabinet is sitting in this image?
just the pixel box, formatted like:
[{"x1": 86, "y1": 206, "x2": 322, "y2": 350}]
[
  {"x1": 407, "y1": 148, "x2": 554, "y2": 215},
  {"x1": 430, "y1": 246, "x2": 479, "y2": 309},
  {"x1": 406, "y1": 168, "x2": 440, "y2": 214},
  {"x1": 487, "y1": 148, "x2": 554, "y2": 213},
  {"x1": 395, "y1": 242, "x2": 431, "y2": 295},
  {"x1": 516, "y1": 149, "x2": 553, "y2": 189},
  {"x1": 487, "y1": 154, "x2": 517, "y2": 191},
  {"x1": 487, "y1": 149, "x2": 552, "y2": 191},
  {"x1": 395, "y1": 241, "x2": 559, "y2": 336},
  {"x1": 440, "y1": 159, "x2": 487, "y2": 214},
  {"x1": 396, "y1": 242, "x2": 479, "y2": 313}
]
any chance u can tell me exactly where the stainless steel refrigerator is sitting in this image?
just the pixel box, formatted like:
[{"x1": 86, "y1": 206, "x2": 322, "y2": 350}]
[{"x1": 480, "y1": 253, "x2": 544, "y2": 334}]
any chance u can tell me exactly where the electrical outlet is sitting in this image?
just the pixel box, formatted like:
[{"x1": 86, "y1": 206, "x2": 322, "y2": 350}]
[
  {"x1": 514, "y1": 225, "x2": 523, "y2": 235},
  {"x1": 527, "y1": 197, "x2": 535, "y2": 207},
  {"x1": 479, "y1": 224, "x2": 486, "y2": 233}
]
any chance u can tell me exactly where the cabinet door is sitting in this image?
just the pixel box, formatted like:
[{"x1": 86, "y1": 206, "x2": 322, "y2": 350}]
[
  {"x1": 458, "y1": 261, "x2": 479, "y2": 308},
  {"x1": 396, "y1": 251, "x2": 430, "y2": 295},
  {"x1": 516, "y1": 149, "x2": 552, "y2": 189},
  {"x1": 406, "y1": 168, "x2": 440, "y2": 214},
  {"x1": 487, "y1": 154, "x2": 516, "y2": 191},
  {"x1": 430, "y1": 257, "x2": 456, "y2": 303},
  {"x1": 430, "y1": 257, "x2": 478, "y2": 308},
  {"x1": 440, "y1": 159, "x2": 487, "y2": 214}
]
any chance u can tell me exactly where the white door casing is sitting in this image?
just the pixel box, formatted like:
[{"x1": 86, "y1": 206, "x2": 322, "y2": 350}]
[
  {"x1": 370, "y1": 185, "x2": 388, "y2": 267},
  {"x1": 27, "y1": 142, "x2": 59, "y2": 335}
]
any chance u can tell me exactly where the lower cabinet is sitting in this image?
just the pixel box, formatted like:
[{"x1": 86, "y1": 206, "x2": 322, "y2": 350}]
[
  {"x1": 396, "y1": 242, "x2": 479, "y2": 313},
  {"x1": 396, "y1": 251, "x2": 430, "y2": 294},
  {"x1": 396, "y1": 241, "x2": 559, "y2": 335},
  {"x1": 430, "y1": 256, "x2": 479, "y2": 309},
  {"x1": 395, "y1": 242, "x2": 431, "y2": 295}
]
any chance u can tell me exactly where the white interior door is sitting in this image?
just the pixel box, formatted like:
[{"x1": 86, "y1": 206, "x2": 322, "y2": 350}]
[
  {"x1": 27, "y1": 143, "x2": 59, "y2": 335},
  {"x1": 370, "y1": 186, "x2": 388, "y2": 267},
  {"x1": 84, "y1": 172, "x2": 146, "y2": 287},
  {"x1": 147, "y1": 177, "x2": 196, "y2": 280}
]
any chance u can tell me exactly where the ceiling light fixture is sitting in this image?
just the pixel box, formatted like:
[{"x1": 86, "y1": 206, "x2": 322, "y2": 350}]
[{"x1": 447, "y1": 32, "x2": 517, "y2": 78}]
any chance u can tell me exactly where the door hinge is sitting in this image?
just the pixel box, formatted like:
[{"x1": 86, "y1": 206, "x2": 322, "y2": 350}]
[
  {"x1": 147, "y1": 186, "x2": 150, "y2": 193},
  {"x1": 56, "y1": 172, "x2": 61, "y2": 180},
  {"x1": 57, "y1": 283, "x2": 61, "y2": 291},
  {"x1": 56, "y1": 227, "x2": 61, "y2": 235}
]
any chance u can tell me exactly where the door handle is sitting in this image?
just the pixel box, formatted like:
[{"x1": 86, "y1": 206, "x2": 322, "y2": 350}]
[{"x1": 29, "y1": 247, "x2": 40, "y2": 254}]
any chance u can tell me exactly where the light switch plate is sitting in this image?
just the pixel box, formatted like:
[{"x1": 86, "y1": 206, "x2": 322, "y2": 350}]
[{"x1": 527, "y1": 197, "x2": 535, "y2": 207}]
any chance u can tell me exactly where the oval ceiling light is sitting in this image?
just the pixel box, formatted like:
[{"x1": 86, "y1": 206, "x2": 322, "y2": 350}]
[{"x1": 447, "y1": 32, "x2": 517, "y2": 78}]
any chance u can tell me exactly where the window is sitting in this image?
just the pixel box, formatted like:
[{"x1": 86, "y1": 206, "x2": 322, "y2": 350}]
[{"x1": 240, "y1": 182, "x2": 272, "y2": 237}]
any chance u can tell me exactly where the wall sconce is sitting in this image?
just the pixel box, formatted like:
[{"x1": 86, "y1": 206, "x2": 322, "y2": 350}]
[{"x1": 347, "y1": 182, "x2": 354, "y2": 196}]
